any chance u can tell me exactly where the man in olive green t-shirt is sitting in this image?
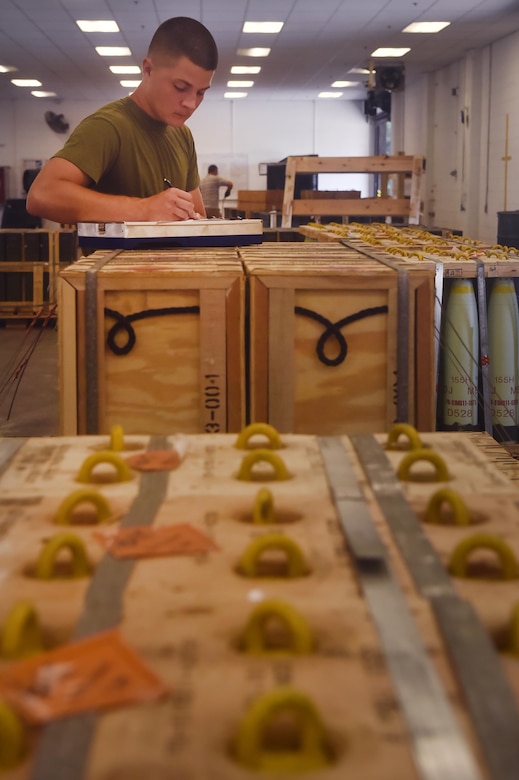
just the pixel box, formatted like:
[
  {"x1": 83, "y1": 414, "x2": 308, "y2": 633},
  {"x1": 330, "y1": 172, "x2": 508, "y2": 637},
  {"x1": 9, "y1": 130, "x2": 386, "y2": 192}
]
[{"x1": 27, "y1": 17, "x2": 217, "y2": 225}]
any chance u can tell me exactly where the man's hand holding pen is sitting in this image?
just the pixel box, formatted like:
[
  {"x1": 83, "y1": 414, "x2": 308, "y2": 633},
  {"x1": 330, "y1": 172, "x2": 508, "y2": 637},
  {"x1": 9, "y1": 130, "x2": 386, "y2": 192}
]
[{"x1": 140, "y1": 178, "x2": 202, "y2": 221}]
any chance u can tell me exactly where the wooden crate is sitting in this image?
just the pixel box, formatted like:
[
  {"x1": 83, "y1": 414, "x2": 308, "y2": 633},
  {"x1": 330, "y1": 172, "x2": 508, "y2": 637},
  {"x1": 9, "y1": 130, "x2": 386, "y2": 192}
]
[
  {"x1": 0, "y1": 430, "x2": 517, "y2": 779},
  {"x1": 58, "y1": 248, "x2": 245, "y2": 435},
  {"x1": 237, "y1": 189, "x2": 284, "y2": 216},
  {"x1": 281, "y1": 156, "x2": 424, "y2": 228},
  {"x1": 0, "y1": 229, "x2": 54, "y2": 317},
  {"x1": 240, "y1": 243, "x2": 435, "y2": 434}
]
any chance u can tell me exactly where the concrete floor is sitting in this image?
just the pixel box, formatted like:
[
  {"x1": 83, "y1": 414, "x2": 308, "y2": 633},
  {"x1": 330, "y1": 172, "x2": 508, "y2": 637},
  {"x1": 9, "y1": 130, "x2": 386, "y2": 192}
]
[{"x1": 0, "y1": 322, "x2": 59, "y2": 437}]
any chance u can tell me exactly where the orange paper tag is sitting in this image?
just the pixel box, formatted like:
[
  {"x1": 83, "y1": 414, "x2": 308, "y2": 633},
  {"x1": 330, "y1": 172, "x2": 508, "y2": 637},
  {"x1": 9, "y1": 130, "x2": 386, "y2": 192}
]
[
  {"x1": 0, "y1": 629, "x2": 169, "y2": 724},
  {"x1": 94, "y1": 523, "x2": 220, "y2": 559},
  {"x1": 125, "y1": 450, "x2": 181, "y2": 472}
]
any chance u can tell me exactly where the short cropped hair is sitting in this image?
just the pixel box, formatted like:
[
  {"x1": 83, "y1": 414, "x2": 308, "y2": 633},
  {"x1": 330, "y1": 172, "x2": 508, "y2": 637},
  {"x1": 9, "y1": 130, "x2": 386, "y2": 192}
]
[
  {"x1": 208, "y1": 165, "x2": 218, "y2": 174},
  {"x1": 148, "y1": 17, "x2": 218, "y2": 71}
]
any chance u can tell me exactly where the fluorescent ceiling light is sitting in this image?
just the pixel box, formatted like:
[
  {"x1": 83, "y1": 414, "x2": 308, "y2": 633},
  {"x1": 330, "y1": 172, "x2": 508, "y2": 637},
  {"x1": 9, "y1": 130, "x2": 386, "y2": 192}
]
[
  {"x1": 349, "y1": 67, "x2": 370, "y2": 75},
  {"x1": 403, "y1": 22, "x2": 450, "y2": 33},
  {"x1": 237, "y1": 48, "x2": 270, "y2": 57},
  {"x1": 319, "y1": 91, "x2": 342, "y2": 98},
  {"x1": 96, "y1": 46, "x2": 131, "y2": 57},
  {"x1": 227, "y1": 80, "x2": 254, "y2": 87},
  {"x1": 0, "y1": 64, "x2": 17, "y2": 73},
  {"x1": 231, "y1": 66, "x2": 261, "y2": 74},
  {"x1": 225, "y1": 92, "x2": 248, "y2": 99},
  {"x1": 120, "y1": 80, "x2": 141, "y2": 88},
  {"x1": 371, "y1": 47, "x2": 410, "y2": 57},
  {"x1": 243, "y1": 22, "x2": 283, "y2": 34},
  {"x1": 332, "y1": 80, "x2": 359, "y2": 88},
  {"x1": 11, "y1": 78, "x2": 42, "y2": 87},
  {"x1": 77, "y1": 20, "x2": 119, "y2": 33},
  {"x1": 31, "y1": 90, "x2": 57, "y2": 97},
  {"x1": 110, "y1": 65, "x2": 141, "y2": 74}
]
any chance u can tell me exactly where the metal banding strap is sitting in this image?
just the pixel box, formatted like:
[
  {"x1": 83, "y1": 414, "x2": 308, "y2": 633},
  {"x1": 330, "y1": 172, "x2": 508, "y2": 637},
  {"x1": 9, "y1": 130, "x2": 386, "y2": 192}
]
[
  {"x1": 318, "y1": 435, "x2": 483, "y2": 780},
  {"x1": 318, "y1": 435, "x2": 386, "y2": 562},
  {"x1": 350, "y1": 433, "x2": 519, "y2": 780},
  {"x1": 85, "y1": 250, "x2": 123, "y2": 435},
  {"x1": 30, "y1": 435, "x2": 171, "y2": 780},
  {"x1": 0, "y1": 438, "x2": 27, "y2": 478},
  {"x1": 476, "y1": 260, "x2": 492, "y2": 435},
  {"x1": 433, "y1": 262, "x2": 444, "y2": 399},
  {"x1": 340, "y1": 239, "x2": 410, "y2": 422},
  {"x1": 349, "y1": 433, "x2": 454, "y2": 597}
]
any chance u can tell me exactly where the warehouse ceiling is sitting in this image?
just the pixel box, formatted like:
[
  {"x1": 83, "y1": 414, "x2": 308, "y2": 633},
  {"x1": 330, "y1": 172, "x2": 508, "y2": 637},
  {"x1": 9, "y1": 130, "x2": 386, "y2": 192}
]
[{"x1": 0, "y1": 0, "x2": 518, "y2": 104}]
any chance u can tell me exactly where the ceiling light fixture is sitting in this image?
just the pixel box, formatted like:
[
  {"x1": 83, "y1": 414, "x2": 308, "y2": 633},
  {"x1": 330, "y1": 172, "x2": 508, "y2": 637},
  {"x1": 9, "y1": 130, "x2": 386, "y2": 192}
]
[
  {"x1": 243, "y1": 22, "x2": 283, "y2": 34},
  {"x1": 11, "y1": 78, "x2": 42, "y2": 87},
  {"x1": 95, "y1": 46, "x2": 131, "y2": 57},
  {"x1": 224, "y1": 92, "x2": 248, "y2": 99},
  {"x1": 110, "y1": 65, "x2": 141, "y2": 74},
  {"x1": 231, "y1": 66, "x2": 261, "y2": 74},
  {"x1": 319, "y1": 91, "x2": 343, "y2": 98},
  {"x1": 403, "y1": 22, "x2": 450, "y2": 33},
  {"x1": 237, "y1": 48, "x2": 270, "y2": 57},
  {"x1": 120, "y1": 80, "x2": 141, "y2": 88},
  {"x1": 31, "y1": 91, "x2": 57, "y2": 97},
  {"x1": 0, "y1": 65, "x2": 18, "y2": 73},
  {"x1": 76, "y1": 20, "x2": 119, "y2": 33},
  {"x1": 332, "y1": 80, "x2": 359, "y2": 88},
  {"x1": 227, "y1": 80, "x2": 254, "y2": 88},
  {"x1": 371, "y1": 47, "x2": 410, "y2": 57}
]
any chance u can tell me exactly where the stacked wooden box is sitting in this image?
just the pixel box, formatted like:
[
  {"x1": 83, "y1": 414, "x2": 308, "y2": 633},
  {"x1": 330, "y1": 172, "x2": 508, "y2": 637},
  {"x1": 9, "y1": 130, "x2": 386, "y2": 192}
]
[
  {"x1": 0, "y1": 228, "x2": 77, "y2": 318},
  {"x1": 239, "y1": 242, "x2": 435, "y2": 434},
  {"x1": 59, "y1": 248, "x2": 245, "y2": 435},
  {"x1": 0, "y1": 428, "x2": 517, "y2": 779},
  {"x1": 237, "y1": 190, "x2": 284, "y2": 217}
]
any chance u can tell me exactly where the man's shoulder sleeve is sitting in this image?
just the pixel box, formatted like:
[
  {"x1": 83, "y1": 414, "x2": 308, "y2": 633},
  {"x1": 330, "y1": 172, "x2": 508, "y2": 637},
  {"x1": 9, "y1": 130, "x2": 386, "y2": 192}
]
[{"x1": 52, "y1": 112, "x2": 121, "y2": 185}]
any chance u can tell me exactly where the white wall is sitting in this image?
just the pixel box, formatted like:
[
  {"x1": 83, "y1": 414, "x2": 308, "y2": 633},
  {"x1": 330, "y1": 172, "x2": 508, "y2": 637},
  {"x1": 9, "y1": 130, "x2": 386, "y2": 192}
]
[
  {"x1": 0, "y1": 96, "x2": 370, "y2": 205},
  {"x1": 401, "y1": 29, "x2": 519, "y2": 243}
]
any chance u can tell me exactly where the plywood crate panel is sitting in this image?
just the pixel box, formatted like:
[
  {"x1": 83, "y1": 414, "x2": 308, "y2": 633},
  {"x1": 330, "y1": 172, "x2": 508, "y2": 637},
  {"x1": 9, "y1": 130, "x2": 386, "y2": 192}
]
[
  {"x1": 1, "y1": 430, "x2": 518, "y2": 779},
  {"x1": 58, "y1": 248, "x2": 245, "y2": 435},
  {"x1": 240, "y1": 243, "x2": 435, "y2": 434}
]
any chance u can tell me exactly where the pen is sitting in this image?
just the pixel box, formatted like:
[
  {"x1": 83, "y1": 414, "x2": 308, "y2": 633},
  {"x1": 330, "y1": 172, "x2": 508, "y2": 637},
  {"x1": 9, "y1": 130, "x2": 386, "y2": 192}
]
[{"x1": 163, "y1": 177, "x2": 173, "y2": 189}]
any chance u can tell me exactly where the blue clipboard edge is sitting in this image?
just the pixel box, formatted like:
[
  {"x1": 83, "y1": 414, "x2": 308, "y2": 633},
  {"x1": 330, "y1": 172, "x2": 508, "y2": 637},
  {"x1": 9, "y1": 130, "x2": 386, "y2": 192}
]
[{"x1": 78, "y1": 235, "x2": 263, "y2": 249}]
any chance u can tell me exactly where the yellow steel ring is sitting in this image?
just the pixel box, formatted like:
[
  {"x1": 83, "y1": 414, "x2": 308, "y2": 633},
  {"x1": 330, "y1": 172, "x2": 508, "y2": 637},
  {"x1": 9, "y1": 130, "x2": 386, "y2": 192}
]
[
  {"x1": 76, "y1": 450, "x2": 133, "y2": 483},
  {"x1": 238, "y1": 534, "x2": 308, "y2": 578},
  {"x1": 34, "y1": 533, "x2": 92, "y2": 580},
  {"x1": 237, "y1": 449, "x2": 291, "y2": 482},
  {"x1": 424, "y1": 488, "x2": 471, "y2": 526},
  {"x1": 252, "y1": 488, "x2": 275, "y2": 524},
  {"x1": 386, "y1": 422, "x2": 423, "y2": 451},
  {"x1": 235, "y1": 422, "x2": 283, "y2": 450},
  {"x1": 234, "y1": 687, "x2": 330, "y2": 771},
  {"x1": 1, "y1": 600, "x2": 44, "y2": 660},
  {"x1": 241, "y1": 599, "x2": 313, "y2": 655},
  {"x1": 0, "y1": 700, "x2": 25, "y2": 769},
  {"x1": 448, "y1": 534, "x2": 519, "y2": 580},
  {"x1": 109, "y1": 424, "x2": 125, "y2": 452},
  {"x1": 503, "y1": 602, "x2": 519, "y2": 657},
  {"x1": 397, "y1": 448, "x2": 450, "y2": 482},
  {"x1": 54, "y1": 488, "x2": 112, "y2": 525}
]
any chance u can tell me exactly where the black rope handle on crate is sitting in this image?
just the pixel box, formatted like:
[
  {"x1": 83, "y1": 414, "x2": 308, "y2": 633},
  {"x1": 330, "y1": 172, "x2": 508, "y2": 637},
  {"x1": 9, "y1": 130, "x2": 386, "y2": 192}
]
[
  {"x1": 294, "y1": 305, "x2": 388, "y2": 366},
  {"x1": 104, "y1": 306, "x2": 200, "y2": 355}
]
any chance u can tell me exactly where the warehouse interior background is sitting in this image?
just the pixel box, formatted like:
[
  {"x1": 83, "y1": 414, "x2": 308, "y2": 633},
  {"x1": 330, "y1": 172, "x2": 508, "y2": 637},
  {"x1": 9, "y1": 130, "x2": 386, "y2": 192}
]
[{"x1": 1, "y1": 0, "x2": 519, "y2": 244}]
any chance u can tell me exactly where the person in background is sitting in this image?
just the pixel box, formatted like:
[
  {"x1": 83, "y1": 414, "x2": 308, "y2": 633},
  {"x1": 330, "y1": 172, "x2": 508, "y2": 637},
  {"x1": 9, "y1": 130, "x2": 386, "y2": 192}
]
[
  {"x1": 27, "y1": 17, "x2": 218, "y2": 225},
  {"x1": 199, "y1": 165, "x2": 233, "y2": 218}
]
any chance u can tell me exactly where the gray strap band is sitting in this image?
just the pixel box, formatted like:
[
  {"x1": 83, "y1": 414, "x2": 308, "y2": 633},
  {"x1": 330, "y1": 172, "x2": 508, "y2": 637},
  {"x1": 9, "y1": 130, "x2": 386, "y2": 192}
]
[{"x1": 30, "y1": 435, "x2": 171, "y2": 780}]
